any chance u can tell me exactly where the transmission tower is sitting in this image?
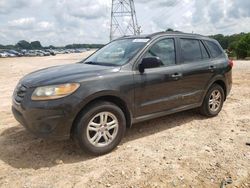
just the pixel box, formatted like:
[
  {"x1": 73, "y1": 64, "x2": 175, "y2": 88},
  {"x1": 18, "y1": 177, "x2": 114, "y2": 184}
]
[{"x1": 110, "y1": 0, "x2": 140, "y2": 41}]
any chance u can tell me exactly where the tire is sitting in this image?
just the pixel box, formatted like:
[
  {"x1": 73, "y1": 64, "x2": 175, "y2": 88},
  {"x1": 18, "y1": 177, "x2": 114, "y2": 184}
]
[
  {"x1": 73, "y1": 101, "x2": 126, "y2": 155},
  {"x1": 199, "y1": 84, "x2": 225, "y2": 117}
]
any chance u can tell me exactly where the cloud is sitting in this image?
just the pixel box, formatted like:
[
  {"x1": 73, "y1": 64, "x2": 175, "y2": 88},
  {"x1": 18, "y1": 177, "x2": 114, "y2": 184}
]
[
  {"x1": 37, "y1": 21, "x2": 54, "y2": 31},
  {"x1": 0, "y1": 0, "x2": 249, "y2": 46},
  {"x1": 0, "y1": 0, "x2": 43, "y2": 14},
  {"x1": 192, "y1": 0, "x2": 207, "y2": 24},
  {"x1": 137, "y1": 0, "x2": 178, "y2": 7},
  {"x1": 8, "y1": 17, "x2": 36, "y2": 30},
  {"x1": 155, "y1": 0, "x2": 179, "y2": 7},
  {"x1": 53, "y1": 0, "x2": 108, "y2": 20},
  {"x1": 191, "y1": 0, "x2": 250, "y2": 25},
  {"x1": 227, "y1": 0, "x2": 250, "y2": 19},
  {"x1": 207, "y1": 0, "x2": 224, "y2": 23},
  {"x1": 68, "y1": 3, "x2": 107, "y2": 19},
  {"x1": 7, "y1": 17, "x2": 54, "y2": 31}
]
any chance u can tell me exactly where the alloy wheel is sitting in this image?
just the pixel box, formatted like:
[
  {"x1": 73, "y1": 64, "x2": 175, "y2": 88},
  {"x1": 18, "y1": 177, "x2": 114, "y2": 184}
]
[
  {"x1": 208, "y1": 89, "x2": 222, "y2": 112},
  {"x1": 86, "y1": 112, "x2": 119, "y2": 147}
]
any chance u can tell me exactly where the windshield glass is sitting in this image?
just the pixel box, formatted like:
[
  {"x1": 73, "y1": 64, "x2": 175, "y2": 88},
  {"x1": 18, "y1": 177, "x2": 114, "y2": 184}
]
[{"x1": 83, "y1": 38, "x2": 149, "y2": 66}]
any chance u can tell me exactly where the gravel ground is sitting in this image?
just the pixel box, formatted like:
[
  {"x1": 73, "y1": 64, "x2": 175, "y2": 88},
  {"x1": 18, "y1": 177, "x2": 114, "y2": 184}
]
[{"x1": 0, "y1": 54, "x2": 249, "y2": 188}]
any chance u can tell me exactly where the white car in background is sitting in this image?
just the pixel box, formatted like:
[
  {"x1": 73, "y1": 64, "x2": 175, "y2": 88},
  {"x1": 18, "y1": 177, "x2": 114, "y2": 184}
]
[{"x1": 0, "y1": 52, "x2": 9, "y2": 57}]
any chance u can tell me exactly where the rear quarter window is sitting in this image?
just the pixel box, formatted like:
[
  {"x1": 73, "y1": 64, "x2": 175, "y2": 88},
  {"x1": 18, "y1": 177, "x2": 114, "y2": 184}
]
[{"x1": 204, "y1": 40, "x2": 223, "y2": 58}]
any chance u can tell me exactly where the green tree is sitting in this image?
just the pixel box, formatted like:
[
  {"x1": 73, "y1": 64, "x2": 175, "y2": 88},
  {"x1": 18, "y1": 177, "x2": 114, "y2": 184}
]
[
  {"x1": 31, "y1": 41, "x2": 42, "y2": 49},
  {"x1": 48, "y1": 45, "x2": 56, "y2": 49},
  {"x1": 236, "y1": 33, "x2": 250, "y2": 59},
  {"x1": 16, "y1": 40, "x2": 31, "y2": 49},
  {"x1": 210, "y1": 34, "x2": 229, "y2": 49},
  {"x1": 166, "y1": 28, "x2": 174, "y2": 32}
]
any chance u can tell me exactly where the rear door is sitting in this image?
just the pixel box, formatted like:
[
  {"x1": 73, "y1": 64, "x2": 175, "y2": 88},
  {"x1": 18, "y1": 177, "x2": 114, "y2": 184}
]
[{"x1": 177, "y1": 38, "x2": 215, "y2": 105}]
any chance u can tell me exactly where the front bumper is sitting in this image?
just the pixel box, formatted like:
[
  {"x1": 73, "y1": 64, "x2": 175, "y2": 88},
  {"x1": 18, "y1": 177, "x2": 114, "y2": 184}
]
[{"x1": 12, "y1": 98, "x2": 76, "y2": 140}]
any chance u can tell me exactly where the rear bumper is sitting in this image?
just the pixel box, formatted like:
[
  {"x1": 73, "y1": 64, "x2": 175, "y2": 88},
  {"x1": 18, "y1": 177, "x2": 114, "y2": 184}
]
[
  {"x1": 12, "y1": 100, "x2": 74, "y2": 140},
  {"x1": 225, "y1": 69, "x2": 232, "y2": 97}
]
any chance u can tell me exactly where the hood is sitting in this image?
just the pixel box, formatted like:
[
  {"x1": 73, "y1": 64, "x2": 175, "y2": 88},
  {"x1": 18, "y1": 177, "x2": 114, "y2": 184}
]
[{"x1": 20, "y1": 63, "x2": 120, "y2": 87}]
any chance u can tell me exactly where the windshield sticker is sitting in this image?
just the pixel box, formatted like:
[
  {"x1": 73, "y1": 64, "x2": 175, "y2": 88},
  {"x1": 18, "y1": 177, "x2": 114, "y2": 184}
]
[{"x1": 132, "y1": 39, "x2": 150, "y2": 43}]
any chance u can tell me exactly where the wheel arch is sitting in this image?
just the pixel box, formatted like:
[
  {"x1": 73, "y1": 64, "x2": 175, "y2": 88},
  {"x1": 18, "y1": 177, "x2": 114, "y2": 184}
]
[
  {"x1": 213, "y1": 80, "x2": 227, "y2": 100},
  {"x1": 204, "y1": 77, "x2": 227, "y2": 102},
  {"x1": 70, "y1": 94, "x2": 132, "y2": 137}
]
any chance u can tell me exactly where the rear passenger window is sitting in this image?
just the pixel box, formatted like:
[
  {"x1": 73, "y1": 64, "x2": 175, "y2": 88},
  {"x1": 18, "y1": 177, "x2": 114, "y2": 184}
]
[
  {"x1": 180, "y1": 39, "x2": 202, "y2": 63},
  {"x1": 205, "y1": 40, "x2": 223, "y2": 58},
  {"x1": 199, "y1": 41, "x2": 209, "y2": 59}
]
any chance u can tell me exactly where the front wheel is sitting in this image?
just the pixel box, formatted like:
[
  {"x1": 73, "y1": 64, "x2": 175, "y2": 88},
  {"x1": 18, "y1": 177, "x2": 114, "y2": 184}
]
[
  {"x1": 74, "y1": 101, "x2": 126, "y2": 155},
  {"x1": 199, "y1": 84, "x2": 225, "y2": 117}
]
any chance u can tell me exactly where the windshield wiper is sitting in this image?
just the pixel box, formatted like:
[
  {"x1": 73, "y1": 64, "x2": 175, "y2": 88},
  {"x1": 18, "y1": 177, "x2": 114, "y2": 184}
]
[
  {"x1": 84, "y1": 61, "x2": 118, "y2": 67},
  {"x1": 85, "y1": 61, "x2": 96, "y2": 65}
]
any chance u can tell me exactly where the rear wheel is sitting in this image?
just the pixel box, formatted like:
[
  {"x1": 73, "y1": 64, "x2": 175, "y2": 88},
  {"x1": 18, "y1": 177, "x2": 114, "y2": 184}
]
[
  {"x1": 199, "y1": 84, "x2": 225, "y2": 117},
  {"x1": 74, "y1": 101, "x2": 126, "y2": 155}
]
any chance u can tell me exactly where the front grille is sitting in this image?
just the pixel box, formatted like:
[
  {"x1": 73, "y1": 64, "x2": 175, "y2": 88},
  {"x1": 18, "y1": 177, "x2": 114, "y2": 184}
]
[{"x1": 14, "y1": 84, "x2": 27, "y2": 104}]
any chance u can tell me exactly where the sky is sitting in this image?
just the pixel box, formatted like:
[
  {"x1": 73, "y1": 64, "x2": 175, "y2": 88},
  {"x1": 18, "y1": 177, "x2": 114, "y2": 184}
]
[{"x1": 0, "y1": 0, "x2": 250, "y2": 46}]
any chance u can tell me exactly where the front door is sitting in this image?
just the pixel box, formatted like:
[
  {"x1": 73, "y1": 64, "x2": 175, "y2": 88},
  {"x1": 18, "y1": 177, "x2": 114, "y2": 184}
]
[{"x1": 133, "y1": 38, "x2": 184, "y2": 117}]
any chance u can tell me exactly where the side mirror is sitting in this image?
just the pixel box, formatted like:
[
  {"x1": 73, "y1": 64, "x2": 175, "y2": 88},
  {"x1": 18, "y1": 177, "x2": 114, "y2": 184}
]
[{"x1": 138, "y1": 57, "x2": 162, "y2": 73}]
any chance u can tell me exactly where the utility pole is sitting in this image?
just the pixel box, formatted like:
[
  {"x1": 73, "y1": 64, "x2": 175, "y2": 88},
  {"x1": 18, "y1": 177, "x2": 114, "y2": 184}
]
[{"x1": 110, "y1": 0, "x2": 140, "y2": 41}]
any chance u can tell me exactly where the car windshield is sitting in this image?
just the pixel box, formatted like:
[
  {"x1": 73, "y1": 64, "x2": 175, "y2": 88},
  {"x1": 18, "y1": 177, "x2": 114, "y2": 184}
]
[{"x1": 83, "y1": 38, "x2": 149, "y2": 66}]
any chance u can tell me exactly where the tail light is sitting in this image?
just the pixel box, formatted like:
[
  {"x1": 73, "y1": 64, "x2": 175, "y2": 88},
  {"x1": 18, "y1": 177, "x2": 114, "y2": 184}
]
[{"x1": 228, "y1": 59, "x2": 234, "y2": 67}]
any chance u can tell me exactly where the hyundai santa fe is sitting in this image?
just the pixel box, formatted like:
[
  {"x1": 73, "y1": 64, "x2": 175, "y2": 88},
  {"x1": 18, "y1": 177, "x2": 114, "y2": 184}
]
[{"x1": 12, "y1": 32, "x2": 233, "y2": 155}]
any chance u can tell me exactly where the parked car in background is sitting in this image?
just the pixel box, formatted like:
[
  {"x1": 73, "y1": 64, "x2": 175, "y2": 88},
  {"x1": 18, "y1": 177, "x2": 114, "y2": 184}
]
[
  {"x1": 0, "y1": 51, "x2": 16, "y2": 57},
  {"x1": 8, "y1": 50, "x2": 22, "y2": 57},
  {"x1": 12, "y1": 31, "x2": 233, "y2": 155},
  {"x1": 25, "y1": 50, "x2": 37, "y2": 57},
  {"x1": 0, "y1": 51, "x2": 9, "y2": 57},
  {"x1": 45, "y1": 49, "x2": 56, "y2": 56},
  {"x1": 0, "y1": 48, "x2": 89, "y2": 58}
]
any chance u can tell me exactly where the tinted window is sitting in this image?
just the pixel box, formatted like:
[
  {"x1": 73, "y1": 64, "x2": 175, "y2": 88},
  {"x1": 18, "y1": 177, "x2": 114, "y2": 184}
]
[
  {"x1": 145, "y1": 38, "x2": 176, "y2": 66},
  {"x1": 205, "y1": 40, "x2": 223, "y2": 58},
  {"x1": 180, "y1": 39, "x2": 202, "y2": 63},
  {"x1": 200, "y1": 41, "x2": 209, "y2": 59}
]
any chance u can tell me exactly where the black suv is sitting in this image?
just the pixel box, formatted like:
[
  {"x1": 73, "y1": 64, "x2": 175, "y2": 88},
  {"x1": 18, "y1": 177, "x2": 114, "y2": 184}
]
[{"x1": 12, "y1": 32, "x2": 233, "y2": 155}]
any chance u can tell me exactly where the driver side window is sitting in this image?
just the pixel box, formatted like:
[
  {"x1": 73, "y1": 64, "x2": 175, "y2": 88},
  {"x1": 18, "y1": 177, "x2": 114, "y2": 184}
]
[{"x1": 145, "y1": 38, "x2": 176, "y2": 67}]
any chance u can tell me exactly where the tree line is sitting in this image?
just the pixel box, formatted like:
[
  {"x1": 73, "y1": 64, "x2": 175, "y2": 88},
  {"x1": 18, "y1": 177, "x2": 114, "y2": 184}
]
[
  {"x1": 209, "y1": 32, "x2": 250, "y2": 59},
  {"x1": 0, "y1": 40, "x2": 104, "y2": 50},
  {"x1": 1, "y1": 32, "x2": 250, "y2": 59}
]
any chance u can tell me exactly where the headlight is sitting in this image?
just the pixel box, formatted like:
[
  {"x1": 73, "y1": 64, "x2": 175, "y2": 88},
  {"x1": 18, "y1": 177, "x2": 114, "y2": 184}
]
[{"x1": 31, "y1": 83, "x2": 80, "y2": 100}]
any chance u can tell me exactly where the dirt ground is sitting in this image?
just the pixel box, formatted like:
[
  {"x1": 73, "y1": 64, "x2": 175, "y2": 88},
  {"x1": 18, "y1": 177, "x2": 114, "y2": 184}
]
[{"x1": 0, "y1": 53, "x2": 249, "y2": 188}]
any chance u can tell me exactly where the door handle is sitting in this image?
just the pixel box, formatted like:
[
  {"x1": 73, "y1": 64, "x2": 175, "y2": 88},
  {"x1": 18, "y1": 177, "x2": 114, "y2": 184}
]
[
  {"x1": 208, "y1": 65, "x2": 216, "y2": 71},
  {"x1": 171, "y1": 73, "x2": 182, "y2": 80}
]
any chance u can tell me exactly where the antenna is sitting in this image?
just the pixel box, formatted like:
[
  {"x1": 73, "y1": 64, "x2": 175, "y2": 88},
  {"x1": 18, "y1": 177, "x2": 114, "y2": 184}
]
[{"x1": 110, "y1": 0, "x2": 140, "y2": 41}]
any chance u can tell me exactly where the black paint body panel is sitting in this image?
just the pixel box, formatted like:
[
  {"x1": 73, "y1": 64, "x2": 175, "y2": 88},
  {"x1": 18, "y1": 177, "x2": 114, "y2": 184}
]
[{"x1": 12, "y1": 32, "x2": 232, "y2": 139}]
